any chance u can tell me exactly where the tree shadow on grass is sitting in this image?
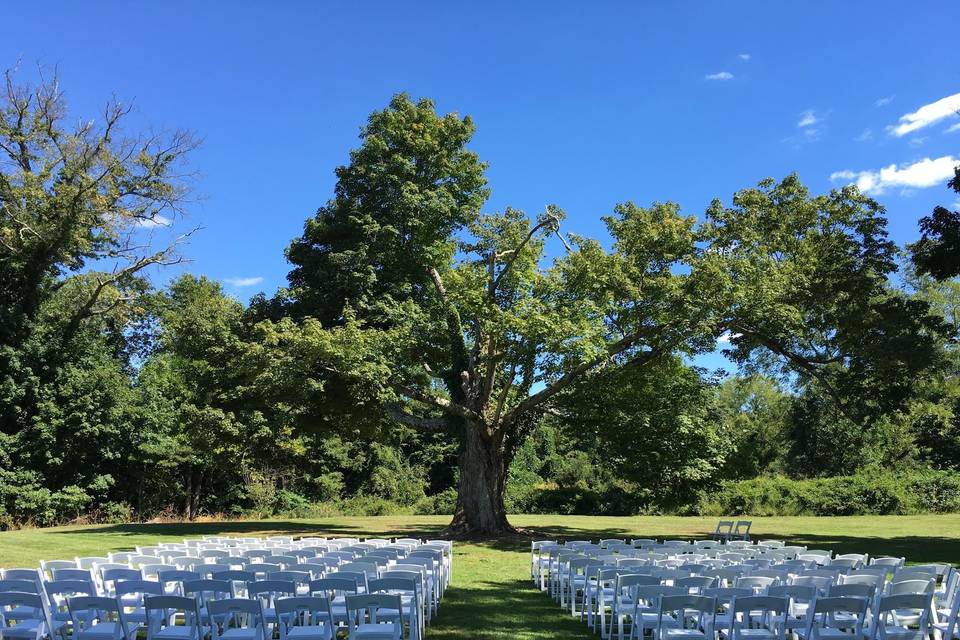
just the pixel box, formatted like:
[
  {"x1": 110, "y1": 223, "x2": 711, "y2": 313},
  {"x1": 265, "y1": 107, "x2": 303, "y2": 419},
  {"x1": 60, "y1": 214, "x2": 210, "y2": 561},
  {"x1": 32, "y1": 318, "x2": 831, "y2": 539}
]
[
  {"x1": 494, "y1": 524, "x2": 960, "y2": 565},
  {"x1": 46, "y1": 520, "x2": 448, "y2": 541}
]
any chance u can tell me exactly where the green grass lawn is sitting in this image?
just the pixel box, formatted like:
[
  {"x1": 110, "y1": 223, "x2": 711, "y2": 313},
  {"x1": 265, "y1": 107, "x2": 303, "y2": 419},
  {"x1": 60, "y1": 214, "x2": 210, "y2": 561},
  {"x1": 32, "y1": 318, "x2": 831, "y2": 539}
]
[{"x1": 1, "y1": 514, "x2": 957, "y2": 640}]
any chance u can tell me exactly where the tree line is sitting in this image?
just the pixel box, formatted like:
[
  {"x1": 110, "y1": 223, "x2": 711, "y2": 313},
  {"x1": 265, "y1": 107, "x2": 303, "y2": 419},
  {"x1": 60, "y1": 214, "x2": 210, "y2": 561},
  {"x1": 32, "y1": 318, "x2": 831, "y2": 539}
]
[{"x1": 2, "y1": 71, "x2": 959, "y2": 534}]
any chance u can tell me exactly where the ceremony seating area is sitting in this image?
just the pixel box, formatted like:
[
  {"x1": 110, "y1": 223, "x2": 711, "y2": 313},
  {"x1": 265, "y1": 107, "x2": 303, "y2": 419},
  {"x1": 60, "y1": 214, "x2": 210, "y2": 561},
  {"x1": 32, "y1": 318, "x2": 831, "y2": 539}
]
[
  {"x1": 531, "y1": 535, "x2": 958, "y2": 640},
  {"x1": 0, "y1": 535, "x2": 453, "y2": 640}
]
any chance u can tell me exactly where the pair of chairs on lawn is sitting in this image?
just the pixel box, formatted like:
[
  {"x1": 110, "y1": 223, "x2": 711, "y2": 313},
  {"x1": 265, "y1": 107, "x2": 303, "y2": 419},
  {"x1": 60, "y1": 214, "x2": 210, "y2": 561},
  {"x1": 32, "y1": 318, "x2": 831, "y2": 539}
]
[
  {"x1": 712, "y1": 521, "x2": 752, "y2": 542},
  {"x1": 623, "y1": 592, "x2": 938, "y2": 640},
  {"x1": 0, "y1": 592, "x2": 410, "y2": 640}
]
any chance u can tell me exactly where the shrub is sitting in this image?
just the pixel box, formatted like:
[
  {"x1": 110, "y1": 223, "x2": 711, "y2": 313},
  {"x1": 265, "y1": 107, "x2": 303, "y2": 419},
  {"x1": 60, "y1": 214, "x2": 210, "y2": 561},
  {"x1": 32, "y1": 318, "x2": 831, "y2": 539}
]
[{"x1": 696, "y1": 470, "x2": 960, "y2": 516}]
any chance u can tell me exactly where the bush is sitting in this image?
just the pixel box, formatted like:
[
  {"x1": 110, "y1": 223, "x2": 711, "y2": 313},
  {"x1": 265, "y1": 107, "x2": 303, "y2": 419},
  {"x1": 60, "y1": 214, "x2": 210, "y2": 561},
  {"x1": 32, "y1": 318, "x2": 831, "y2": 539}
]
[{"x1": 696, "y1": 470, "x2": 960, "y2": 516}]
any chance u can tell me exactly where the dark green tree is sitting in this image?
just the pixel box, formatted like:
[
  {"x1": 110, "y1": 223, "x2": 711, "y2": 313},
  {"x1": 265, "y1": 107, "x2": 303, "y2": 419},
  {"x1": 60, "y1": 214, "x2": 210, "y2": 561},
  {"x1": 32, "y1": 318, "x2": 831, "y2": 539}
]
[{"x1": 910, "y1": 166, "x2": 960, "y2": 281}]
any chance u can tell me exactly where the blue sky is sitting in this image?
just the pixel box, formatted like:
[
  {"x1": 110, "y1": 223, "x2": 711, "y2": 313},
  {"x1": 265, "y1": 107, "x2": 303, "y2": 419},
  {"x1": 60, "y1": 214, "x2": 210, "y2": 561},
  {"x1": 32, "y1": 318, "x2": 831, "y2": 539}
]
[{"x1": 6, "y1": 2, "x2": 960, "y2": 370}]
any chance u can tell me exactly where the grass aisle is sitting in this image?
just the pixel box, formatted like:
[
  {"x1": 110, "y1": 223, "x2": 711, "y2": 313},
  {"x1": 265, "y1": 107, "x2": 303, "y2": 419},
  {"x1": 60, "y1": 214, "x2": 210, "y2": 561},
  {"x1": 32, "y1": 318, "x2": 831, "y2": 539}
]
[{"x1": 427, "y1": 541, "x2": 591, "y2": 640}]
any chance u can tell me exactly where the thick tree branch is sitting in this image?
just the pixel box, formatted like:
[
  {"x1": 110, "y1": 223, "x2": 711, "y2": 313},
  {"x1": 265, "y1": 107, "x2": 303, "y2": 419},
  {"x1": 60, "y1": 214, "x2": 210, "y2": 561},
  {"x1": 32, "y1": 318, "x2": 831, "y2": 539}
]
[
  {"x1": 395, "y1": 385, "x2": 482, "y2": 422},
  {"x1": 386, "y1": 405, "x2": 448, "y2": 432},
  {"x1": 489, "y1": 213, "x2": 556, "y2": 296},
  {"x1": 501, "y1": 326, "x2": 658, "y2": 427}
]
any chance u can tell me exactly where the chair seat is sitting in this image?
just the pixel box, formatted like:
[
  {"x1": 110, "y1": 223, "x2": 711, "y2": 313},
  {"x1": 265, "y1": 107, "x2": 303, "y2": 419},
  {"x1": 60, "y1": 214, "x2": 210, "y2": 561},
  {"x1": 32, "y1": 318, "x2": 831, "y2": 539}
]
[
  {"x1": 736, "y1": 629, "x2": 780, "y2": 640},
  {"x1": 76, "y1": 623, "x2": 125, "y2": 640},
  {"x1": 663, "y1": 630, "x2": 710, "y2": 640},
  {"x1": 153, "y1": 626, "x2": 198, "y2": 640},
  {"x1": 354, "y1": 622, "x2": 400, "y2": 639},
  {"x1": 286, "y1": 626, "x2": 331, "y2": 640},
  {"x1": 219, "y1": 627, "x2": 261, "y2": 640},
  {"x1": 0, "y1": 619, "x2": 45, "y2": 640}
]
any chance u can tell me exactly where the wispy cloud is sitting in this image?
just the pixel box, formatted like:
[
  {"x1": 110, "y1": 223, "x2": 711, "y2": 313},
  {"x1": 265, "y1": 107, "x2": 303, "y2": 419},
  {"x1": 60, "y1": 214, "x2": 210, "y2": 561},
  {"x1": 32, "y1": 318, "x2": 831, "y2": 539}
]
[
  {"x1": 947, "y1": 122, "x2": 960, "y2": 134},
  {"x1": 888, "y1": 92, "x2": 960, "y2": 137},
  {"x1": 224, "y1": 276, "x2": 264, "y2": 287},
  {"x1": 738, "y1": 53, "x2": 751, "y2": 61},
  {"x1": 854, "y1": 128, "x2": 873, "y2": 142},
  {"x1": 830, "y1": 155, "x2": 959, "y2": 195},
  {"x1": 797, "y1": 110, "x2": 819, "y2": 127},
  {"x1": 910, "y1": 137, "x2": 927, "y2": 147},
  {"x1": 136, "y1": 214, "x2": 172, "y2": 228},
  {"x1": 705, "y1": 71, "x2": 734, "y2": 81},
  {"x1": 875, "y1": 95, "x2": 895, "y2": 108}
]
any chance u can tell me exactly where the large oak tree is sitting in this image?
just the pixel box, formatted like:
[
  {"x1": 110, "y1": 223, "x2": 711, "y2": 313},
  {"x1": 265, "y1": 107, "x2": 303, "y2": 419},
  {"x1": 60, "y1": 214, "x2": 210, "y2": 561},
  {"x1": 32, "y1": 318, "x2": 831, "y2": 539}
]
[{"x1": 277, "y1": 95, "x2": 947, "y2": 535}]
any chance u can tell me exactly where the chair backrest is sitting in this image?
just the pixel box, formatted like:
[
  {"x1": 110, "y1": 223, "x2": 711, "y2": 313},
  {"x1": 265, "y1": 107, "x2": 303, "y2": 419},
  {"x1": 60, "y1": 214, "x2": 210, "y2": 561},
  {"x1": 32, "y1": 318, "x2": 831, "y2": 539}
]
[
  {"x1": 116, "y1": 579, "x2": 164, "y2": 598},
  {"x1": 345, "y1": 593, "x2": 402, "y2": 636},
  {"x1": 768, "y1": 584, "x2": 816, "y2": 603},
  {"x1": 827, "y1": 583, "x2": 874, "y2": 599},
  {"x1": 248, "y1": 579, "x2": 296, "y2": 605},
  {"x1": 2, "y1": 568, "x2": 42, "y2": 584},
  {"x1": 790, "y1": 575, "x2": 833, "y2": 595},
  {"x1": 735, "y1": 575, "x2": 776, "y2": 592},
  {"x1": 731, "y1": 595, "x2": 788, "y2": 640},
  {"x1": 144, "y1": 596, "x2": 202, "y2": 640},
  {"x1": 207, "y1": 598, "x2": 265, "y2": 640},
  {"x1": 45, "y1": 578, "x2": 95, "y2": 615},
  {"x1": 68, "y1": 595, "x2": 126, "y2": 636},
  {"x1": 102, "y1": 567, "x2": 143, "y2": 587},
  {"x1": 875, "y1": 593, "x2": 932, "y2": 638},
  {"x1": 332, "y1": 571, "x2": 369, "y2": 592},
  {"x1": 245, "y1": 563, "x2": 282, "y2": 579},
  {"x1": 157, "y1": 570, "x2": 201, "y2": 593},
  {"x1": 297, "y1": 563, "x2": 329, "y2": 579},
  {"x1": 369, "y1": 576, "x2": 416, "y2": 599},
  {"x1": 841, "y1": 573, "x2": 886, "y2": 589},
  {"x1": 0, "y1": 591, "x2": 51, "y2": 632},
  {"x1": 870, "y1": 557, "x2": 904, "y2": 568},
  {"x1": 309, "y1": 577, "x2": 359, "y2": 598},
  {"x1": 888, "y1": 579, "x2": 933, "y2": 595},
  {"x1": 658, "y1": 594, "x2": 717, "y2": 639},
  {"x1": 76, "y1": 557, "x2": 110, "y2": 570},
  {"x1": 676, "y1": 576, "x2": 716, "y2": 593},
  {"x1": 275, "y1": 596, "x2": 333, "y2": 640},
  {"x1": 893, "y1": 567, "x2": 937, "y2": 583},
  {"x1": 183, "y1": 579, "x2": 233, "y2": 603},
  {"x1": 269, "y1": 571, "x2": 311, "y2": 586},
  {"x1": 804, "y1": 596, "x2": 868, "y2": 640},
  {"x1": 714, "y1": 521, "x2": 734, "y2": 535},
  {"x1": 0, "y1": 579, "x2": 41, "y2": 593},
  {"x1": 271, "y1": 556, "x2": 301, "y2": 568}
]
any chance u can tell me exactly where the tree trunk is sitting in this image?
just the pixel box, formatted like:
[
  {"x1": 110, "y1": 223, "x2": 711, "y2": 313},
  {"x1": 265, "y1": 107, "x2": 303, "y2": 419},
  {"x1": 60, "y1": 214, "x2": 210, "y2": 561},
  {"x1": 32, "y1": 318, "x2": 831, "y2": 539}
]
[{"x1": 448, "y1": 419, "x2": 515, "y2": 536}]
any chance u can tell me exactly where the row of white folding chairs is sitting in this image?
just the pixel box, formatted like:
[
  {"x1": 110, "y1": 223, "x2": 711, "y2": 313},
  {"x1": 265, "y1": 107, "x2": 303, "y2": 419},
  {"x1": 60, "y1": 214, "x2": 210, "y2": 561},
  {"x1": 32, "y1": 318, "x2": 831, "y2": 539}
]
[
  {"x1": 546, "y1": 566, "x2": 953, "y2": 640},
  {"x1": 5, "y1": 553, "x2": 446, "y2": 618},
  {"x1": 4, "y1": 564, "x2": 433, "y2": 639},
  {"x1": 531, "y1": 540, "x2": 957, "y2": 640},
  {"x1": 0, "y1": 586, "x2": 419, "y2": 640}
]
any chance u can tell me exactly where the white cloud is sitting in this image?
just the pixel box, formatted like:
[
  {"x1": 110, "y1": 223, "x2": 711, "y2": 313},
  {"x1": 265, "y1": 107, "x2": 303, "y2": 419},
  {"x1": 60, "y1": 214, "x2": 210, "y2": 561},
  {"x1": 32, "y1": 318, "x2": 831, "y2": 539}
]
[
  {"x1": 854, "y1": 128, "x2": 873, "y2": 142},
  {"x1": 875, "y1": 95, "x2": 895, "y2": 107},
  {"x1": 738, "y1": 53, "x2": 751, "y2": 61},
  {"x1": 830, "y1": 155, "x2": 959, "y2": 195},
  {"x1": 946, "y1": 122, "x2": 960, "y2": 133},
  {"x1": 705, "y1": 71, "x2": 734, "y2": 81},
  {"x1": 797, "y1": 110, "x2": 818, "y2": 127},
  {"x1": 136, "y1": 214, "x2": 172, "y2": 228},
  {"x1": 224, "y1": 276, "x2": 264, "y2": 287},
  {"x1": 909, "y1": 137, "x2": 927, "y2": 147},
  {"x1": 888, "y1": 92, "x2": 960, "y2": 137}
]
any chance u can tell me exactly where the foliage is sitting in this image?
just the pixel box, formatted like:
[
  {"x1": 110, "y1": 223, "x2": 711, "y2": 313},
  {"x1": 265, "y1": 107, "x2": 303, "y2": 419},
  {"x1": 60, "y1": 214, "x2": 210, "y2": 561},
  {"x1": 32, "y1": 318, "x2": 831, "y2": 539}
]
[
  {"x1": 1, "y1": 76, "x2": 958, "y2": 530},
  {"x1": 910, "y1": 166, "x2": 960, "y2": 281},
  {"x1": 697, "y1": 470, "x2": 960, "y2": 516}
]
